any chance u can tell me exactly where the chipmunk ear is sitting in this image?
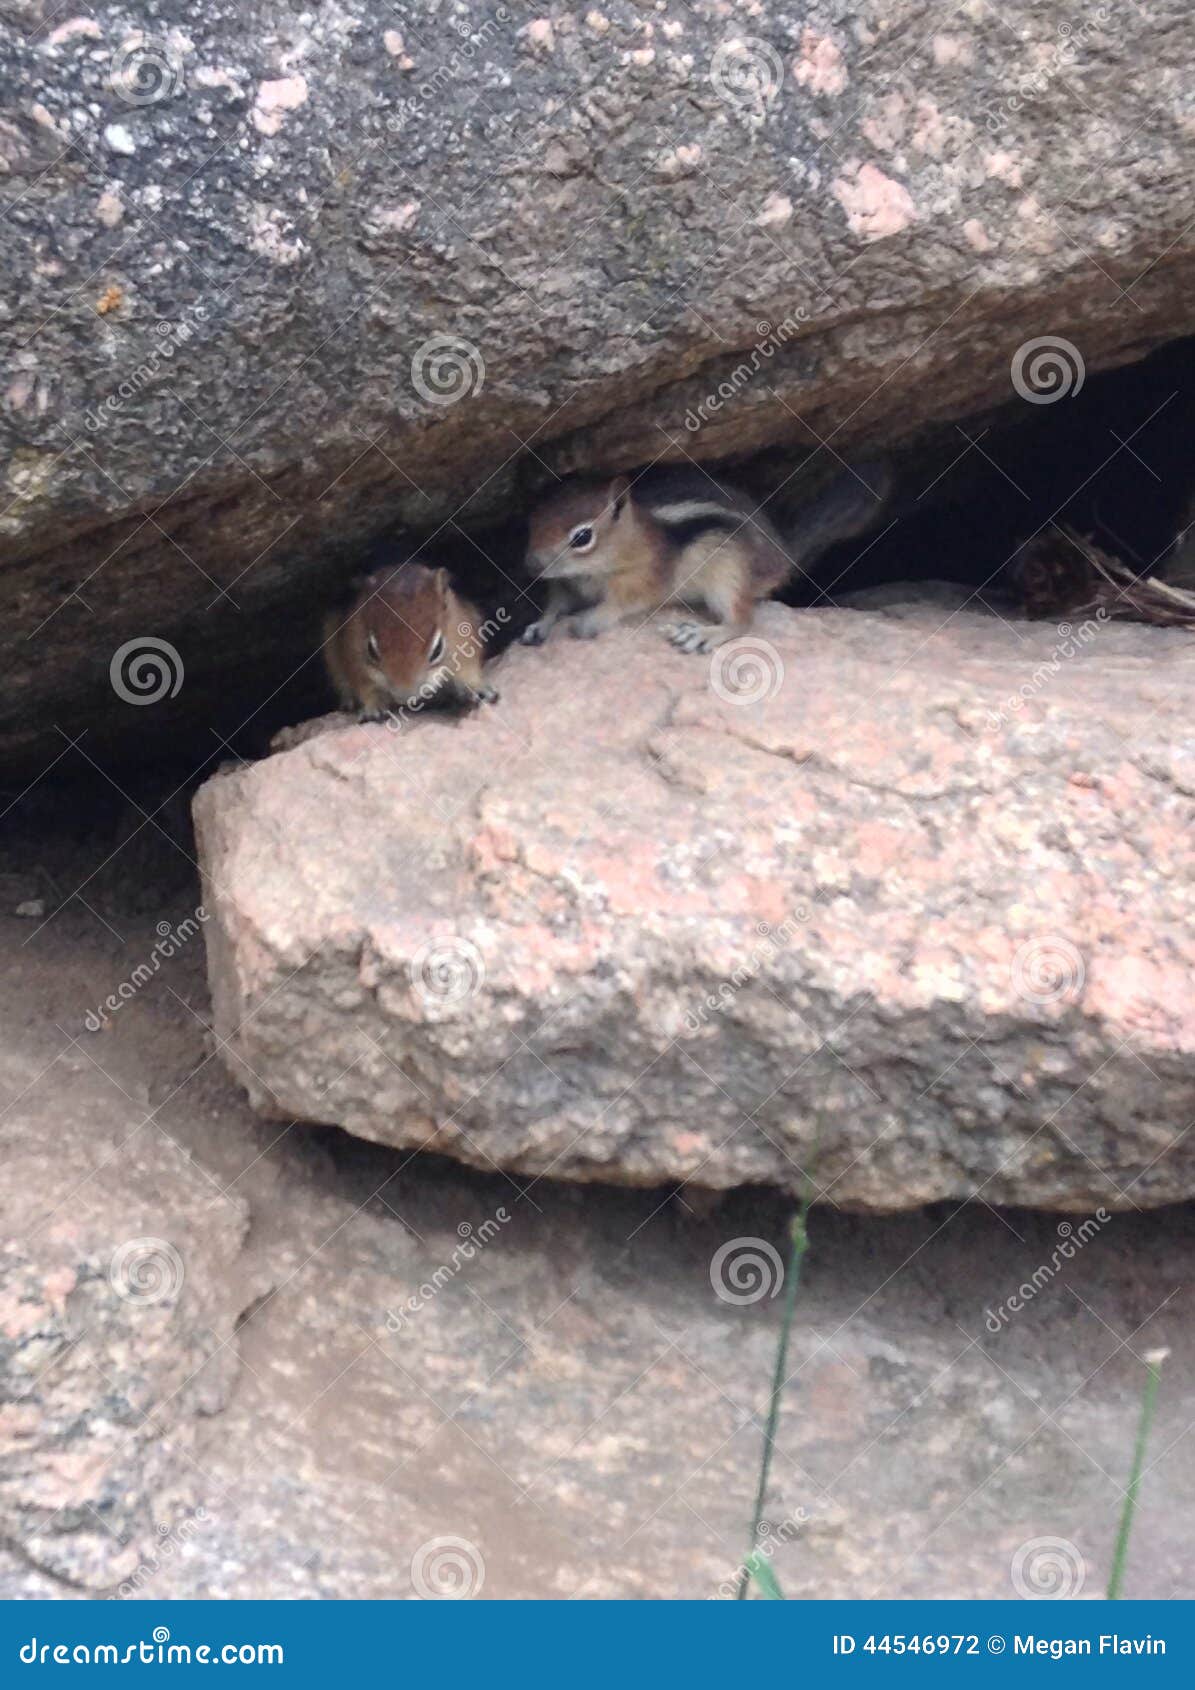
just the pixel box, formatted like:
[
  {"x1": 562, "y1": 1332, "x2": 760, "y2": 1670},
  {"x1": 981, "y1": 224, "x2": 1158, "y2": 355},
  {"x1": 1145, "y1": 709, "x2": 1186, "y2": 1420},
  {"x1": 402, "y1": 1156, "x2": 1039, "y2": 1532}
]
[
  {"x1": 433, "y1": 566, "x2": 451, "y2": 605},
  {"x1": 609, "y1": 475, "x2": 631, "y2": 520}
]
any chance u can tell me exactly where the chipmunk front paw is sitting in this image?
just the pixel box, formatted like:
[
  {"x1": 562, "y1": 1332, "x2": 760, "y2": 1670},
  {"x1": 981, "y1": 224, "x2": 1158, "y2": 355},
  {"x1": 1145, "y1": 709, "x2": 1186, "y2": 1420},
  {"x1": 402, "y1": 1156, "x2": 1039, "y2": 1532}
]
[
  {"x1": 476, "y1": 685, "x2": 500, "y2": 704},
  {"x1": 665, "y1": 622, "x2": 712, "y2": 654},
  {"x1": 521, "y1": 619, "x2": 554, "y2": 645}
]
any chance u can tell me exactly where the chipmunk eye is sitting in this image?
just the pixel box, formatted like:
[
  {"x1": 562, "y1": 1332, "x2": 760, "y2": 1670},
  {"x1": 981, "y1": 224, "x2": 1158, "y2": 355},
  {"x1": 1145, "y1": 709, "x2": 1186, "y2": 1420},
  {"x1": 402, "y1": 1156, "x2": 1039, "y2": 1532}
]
[
  {"x1": 366, "y1": 632, "x2": 381, "y2": 663},
  {"x1": 428, "y1": 631, "x2": 446, "y2": 665},
  {"x1": 569, "y1": 525, "x2": 595, "y2": 551}
]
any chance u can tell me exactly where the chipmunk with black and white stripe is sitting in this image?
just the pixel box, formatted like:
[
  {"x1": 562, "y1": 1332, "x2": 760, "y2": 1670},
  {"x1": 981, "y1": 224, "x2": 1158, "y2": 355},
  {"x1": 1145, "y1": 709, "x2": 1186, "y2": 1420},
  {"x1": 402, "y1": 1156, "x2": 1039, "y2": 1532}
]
[{"x1": 522, "y1": 462, "x2": 890, "y2": 652}]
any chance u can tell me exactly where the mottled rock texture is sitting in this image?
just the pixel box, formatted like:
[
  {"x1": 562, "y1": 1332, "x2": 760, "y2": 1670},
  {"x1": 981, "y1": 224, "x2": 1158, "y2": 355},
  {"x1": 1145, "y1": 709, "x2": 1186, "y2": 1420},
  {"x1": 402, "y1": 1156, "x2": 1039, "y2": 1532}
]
[
  {"x1": 0, "y1": 1056, "x2": 248, "y2": 1589},
  {"x1": 2, "y1": 788, "x2": 1193, "y2": 1599},
  {"x1": 196, "y1": 598, "x2": 1195, "y2": 1210},
  {"x1": 3, "y1": 0, "x2": 1195, "y2": 767}
]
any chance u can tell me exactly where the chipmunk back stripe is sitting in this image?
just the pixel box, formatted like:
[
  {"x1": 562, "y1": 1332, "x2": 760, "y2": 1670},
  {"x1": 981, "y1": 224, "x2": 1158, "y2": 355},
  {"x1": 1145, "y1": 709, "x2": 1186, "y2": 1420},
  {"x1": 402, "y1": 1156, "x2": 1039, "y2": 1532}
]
[{"x1": 650, "y1": 499, "x2": 743, "y2": 528}]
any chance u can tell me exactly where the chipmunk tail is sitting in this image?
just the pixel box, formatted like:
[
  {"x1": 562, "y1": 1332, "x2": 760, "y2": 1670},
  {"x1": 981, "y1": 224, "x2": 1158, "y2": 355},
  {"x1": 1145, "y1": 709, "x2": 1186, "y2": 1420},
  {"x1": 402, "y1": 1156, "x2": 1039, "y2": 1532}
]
[{"x1": 786, "y1": 456, "x2": 894, "y2": 567}]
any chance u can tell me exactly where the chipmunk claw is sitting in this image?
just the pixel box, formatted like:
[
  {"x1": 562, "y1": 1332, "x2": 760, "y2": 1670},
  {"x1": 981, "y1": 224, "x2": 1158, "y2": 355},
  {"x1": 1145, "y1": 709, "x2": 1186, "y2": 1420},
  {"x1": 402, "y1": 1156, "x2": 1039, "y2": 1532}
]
[
  {"x1": 666, "y1": 622, "x2": 710, "y2": 655},
  {"x1": 476, "y1": 685, "x2": 500, "y2": 705},
  {"x1": 521, "y1": 619, "x2": 553, "y2": 645}
]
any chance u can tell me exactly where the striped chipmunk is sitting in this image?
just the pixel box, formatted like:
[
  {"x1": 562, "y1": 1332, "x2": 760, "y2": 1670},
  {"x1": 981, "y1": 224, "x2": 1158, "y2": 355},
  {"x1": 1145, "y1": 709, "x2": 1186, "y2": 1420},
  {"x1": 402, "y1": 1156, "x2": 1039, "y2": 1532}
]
[
  {"x1": 521, "y1": 461, "x2": 892, "y2": 653},
  {"x1": 324, "y1": 560, "x2": 498, "y2": 720}
]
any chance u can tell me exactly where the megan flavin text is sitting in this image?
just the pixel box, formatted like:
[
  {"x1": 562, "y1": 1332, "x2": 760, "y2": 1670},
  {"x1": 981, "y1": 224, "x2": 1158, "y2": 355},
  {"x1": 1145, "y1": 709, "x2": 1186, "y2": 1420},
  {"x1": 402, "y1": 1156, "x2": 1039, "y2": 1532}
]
[{"x1": 1015, "y1": 1636, "x2": 1165, "y2": 1658}]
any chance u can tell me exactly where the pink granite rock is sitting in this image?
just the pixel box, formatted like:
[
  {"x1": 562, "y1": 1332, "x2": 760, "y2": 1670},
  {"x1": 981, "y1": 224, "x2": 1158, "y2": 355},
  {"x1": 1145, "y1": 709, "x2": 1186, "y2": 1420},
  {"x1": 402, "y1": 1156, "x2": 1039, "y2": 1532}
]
[
  {"x1": 0, "y1": 1064, "x2": 248, "y2": 1588},
  {"x1": 194, "y1": 598, "x2": 1195, "y2": 1210}
]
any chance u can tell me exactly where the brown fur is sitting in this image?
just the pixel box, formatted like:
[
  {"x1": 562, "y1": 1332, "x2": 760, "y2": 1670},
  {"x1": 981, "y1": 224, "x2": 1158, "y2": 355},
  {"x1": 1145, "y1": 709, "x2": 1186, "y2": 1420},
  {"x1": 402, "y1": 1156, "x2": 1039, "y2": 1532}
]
[
  {"x1": 523, "y1": 472, "x2": 790, "y2": 651},
  {"x1": 324, "y1": 562, "x2": 495, "y2": 718}
]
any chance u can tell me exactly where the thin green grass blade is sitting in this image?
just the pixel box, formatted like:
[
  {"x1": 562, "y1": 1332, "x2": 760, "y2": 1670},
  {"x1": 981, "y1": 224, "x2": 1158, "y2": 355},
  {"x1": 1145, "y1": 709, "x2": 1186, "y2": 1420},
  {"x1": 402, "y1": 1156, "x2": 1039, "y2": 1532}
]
[
  {"x1": 1106, "y1": 1347, "x2": 1167, "y2": 1599},
  {"x1": 746, "y1": 1551, "x2": 785, "y2": 1600},
  {"x1": 734, "y1": 1187, "x2": 814, "y2": 1600}
]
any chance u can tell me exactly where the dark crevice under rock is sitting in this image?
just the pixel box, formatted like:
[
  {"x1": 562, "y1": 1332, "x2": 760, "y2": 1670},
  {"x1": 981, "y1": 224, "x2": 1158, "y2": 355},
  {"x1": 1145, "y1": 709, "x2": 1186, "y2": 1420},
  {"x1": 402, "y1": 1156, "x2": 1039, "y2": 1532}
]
[{"x1": 4, "y1": 331, "x2": 1195, "y2": 785}]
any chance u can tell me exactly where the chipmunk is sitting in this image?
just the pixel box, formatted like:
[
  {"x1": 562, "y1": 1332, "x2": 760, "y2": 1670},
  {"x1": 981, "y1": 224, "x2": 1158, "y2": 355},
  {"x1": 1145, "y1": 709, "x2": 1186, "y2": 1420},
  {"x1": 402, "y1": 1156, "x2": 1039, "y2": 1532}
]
[
  {"x1": 324, "y1": 561, "x2": 498, "y2": 720},
  {"x1": 522, "y1": 461, "x2": 891, "y2": 651}
]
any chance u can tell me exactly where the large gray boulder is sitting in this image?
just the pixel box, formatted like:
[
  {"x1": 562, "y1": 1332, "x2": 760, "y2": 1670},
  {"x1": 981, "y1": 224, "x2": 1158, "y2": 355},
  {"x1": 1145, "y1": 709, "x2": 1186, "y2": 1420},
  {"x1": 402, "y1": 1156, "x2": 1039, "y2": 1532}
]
[
  {"x1": 2, "y1": 0, "x2": 1194, "y2": 766},
  {"x1": 194, "y1": 598, "x2": 1195, "y2": 1210}
]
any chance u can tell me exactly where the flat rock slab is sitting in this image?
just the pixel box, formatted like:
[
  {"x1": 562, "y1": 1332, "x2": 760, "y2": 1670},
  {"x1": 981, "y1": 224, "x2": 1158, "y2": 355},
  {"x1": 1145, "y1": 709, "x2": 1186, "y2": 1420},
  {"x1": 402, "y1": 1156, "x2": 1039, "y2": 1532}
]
[{"x1": 195, "y1": 600, "x2": 1195, "y2": 1210}]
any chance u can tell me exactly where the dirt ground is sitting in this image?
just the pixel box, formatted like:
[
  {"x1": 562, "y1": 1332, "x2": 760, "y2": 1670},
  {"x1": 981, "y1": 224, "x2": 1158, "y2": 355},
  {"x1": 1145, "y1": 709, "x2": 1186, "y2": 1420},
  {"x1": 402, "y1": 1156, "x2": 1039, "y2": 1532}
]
[{"x1": 0, "y1": 779, "x2": 1191, "y2": 1600}]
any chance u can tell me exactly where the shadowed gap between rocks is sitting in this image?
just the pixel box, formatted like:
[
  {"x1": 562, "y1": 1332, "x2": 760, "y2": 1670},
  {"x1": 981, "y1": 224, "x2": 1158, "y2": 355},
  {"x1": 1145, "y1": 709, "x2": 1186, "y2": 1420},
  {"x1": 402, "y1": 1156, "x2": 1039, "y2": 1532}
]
[{"x1": 4, "y1": 331, "x2": 1194, "y2": 789}]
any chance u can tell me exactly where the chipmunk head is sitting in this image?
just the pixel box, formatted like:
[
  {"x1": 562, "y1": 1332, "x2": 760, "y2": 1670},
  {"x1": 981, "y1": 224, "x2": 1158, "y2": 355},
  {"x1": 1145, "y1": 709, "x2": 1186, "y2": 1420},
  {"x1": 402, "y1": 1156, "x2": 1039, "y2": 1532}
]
[
  {"x1": 526, "y1": 475, "x2": 633, "y2": 579},
  {"x1": 346, "y1": 562, "x2": 455, "y2": 708}
]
